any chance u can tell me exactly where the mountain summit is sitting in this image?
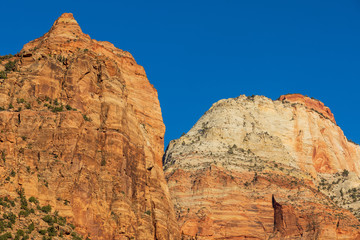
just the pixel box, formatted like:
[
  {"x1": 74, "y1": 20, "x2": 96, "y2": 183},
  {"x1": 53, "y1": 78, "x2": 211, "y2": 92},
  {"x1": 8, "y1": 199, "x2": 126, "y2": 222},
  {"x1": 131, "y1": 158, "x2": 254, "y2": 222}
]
[
  {"x1": 164, "y1": 94, "x2": 360, "y2": 239},
  {"x1": 0, "y1": 13, "x2": 179, "y2": 239}
]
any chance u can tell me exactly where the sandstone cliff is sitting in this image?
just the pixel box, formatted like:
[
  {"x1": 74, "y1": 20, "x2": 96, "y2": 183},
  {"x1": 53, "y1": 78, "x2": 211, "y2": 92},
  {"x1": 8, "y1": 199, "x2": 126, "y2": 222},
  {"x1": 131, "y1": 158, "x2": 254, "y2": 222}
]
[
  {"x1": 0, "y1": 13, "x2": 179, "y2": 239},
  {"x1": 164, "y1": 94, "x2": 360, "y2": 239}
]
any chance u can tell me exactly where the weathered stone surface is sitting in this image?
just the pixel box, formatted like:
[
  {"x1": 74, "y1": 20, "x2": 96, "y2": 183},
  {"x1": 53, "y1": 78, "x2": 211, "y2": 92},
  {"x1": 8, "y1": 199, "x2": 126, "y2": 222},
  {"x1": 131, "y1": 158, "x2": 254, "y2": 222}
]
[
  {"x1": 0, "y1": 13, "x2": 179, "y2": 240},
  {"x1": 279, "y1": 93, "x2": 336, "y2": 124},
  {"x1": 164, "y1": 94, "x2": 360, "y2": 239}
]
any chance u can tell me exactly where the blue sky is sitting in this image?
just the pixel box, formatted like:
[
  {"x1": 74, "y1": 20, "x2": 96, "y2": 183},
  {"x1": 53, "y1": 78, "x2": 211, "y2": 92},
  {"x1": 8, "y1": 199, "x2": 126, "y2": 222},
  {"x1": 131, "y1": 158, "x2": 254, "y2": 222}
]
[{"x1": 1, "y1": 1, "x2": 360, "y2": 146}]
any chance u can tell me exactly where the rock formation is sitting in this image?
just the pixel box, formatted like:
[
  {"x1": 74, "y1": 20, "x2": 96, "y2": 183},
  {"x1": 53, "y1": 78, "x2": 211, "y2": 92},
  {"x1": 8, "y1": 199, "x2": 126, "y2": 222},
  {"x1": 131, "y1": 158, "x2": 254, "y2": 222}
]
[
  {"x1": 0, "y1": 13, "x2": 179, "y2": 240},
  {"x1": 164, "y1": 94, "x2": 360, "y2": 239}
]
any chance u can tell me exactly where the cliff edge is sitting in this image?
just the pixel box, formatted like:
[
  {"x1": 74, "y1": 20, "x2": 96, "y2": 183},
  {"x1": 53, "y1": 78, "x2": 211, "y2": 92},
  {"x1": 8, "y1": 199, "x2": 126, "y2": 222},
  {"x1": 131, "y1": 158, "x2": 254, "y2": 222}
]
[{"x1": 0, "y1": 13, "x2": 179, "y2": 240}]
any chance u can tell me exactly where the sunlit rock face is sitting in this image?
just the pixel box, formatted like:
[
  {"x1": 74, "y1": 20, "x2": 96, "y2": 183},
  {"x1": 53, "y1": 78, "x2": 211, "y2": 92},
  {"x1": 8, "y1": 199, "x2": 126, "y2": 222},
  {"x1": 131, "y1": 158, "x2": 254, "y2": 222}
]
[
  {"x1": 0, "y1": 13, "x2": 180, "y2": 240},
  {"x1": 164, "y1": 94, "x2": 360, "y2": 239}
]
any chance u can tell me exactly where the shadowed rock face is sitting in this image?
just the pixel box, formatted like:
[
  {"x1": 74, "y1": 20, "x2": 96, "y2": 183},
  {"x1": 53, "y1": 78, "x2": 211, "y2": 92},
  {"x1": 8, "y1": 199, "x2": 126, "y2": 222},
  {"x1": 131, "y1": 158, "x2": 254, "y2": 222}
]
[
  {"x1": 164, "y1": 95, "x2": 360, "y2": 239},
  {"x1": 0, "y1": 13, "x2": 179, "y2": 240}
]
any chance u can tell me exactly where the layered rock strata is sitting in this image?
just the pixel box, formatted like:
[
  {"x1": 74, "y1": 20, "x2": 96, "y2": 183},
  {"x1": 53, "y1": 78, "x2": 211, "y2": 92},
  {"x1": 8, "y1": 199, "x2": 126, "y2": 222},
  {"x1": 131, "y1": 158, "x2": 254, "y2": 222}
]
[
  {"x1": 0, "y1": 13, "x2": 179, "y2": 240},
  {"x1": 164, "y1": 94, "x2": 360, "y2": 239}
]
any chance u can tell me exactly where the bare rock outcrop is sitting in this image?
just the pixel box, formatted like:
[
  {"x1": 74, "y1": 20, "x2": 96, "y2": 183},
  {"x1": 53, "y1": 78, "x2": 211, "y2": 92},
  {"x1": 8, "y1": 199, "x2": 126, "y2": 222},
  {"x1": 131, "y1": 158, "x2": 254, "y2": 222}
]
[
  {"x1": 0, "y1": 13, "x2": 179, "y2": 240},
  {"x1": 164, "y1": 94, "x2": 360, "y2": 239}
]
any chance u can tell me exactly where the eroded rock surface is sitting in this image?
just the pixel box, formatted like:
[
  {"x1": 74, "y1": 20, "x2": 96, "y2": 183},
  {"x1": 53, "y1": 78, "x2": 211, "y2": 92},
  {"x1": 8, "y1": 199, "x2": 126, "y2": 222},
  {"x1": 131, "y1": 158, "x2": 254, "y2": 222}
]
[
  {"x1": 164, "y1": 94, "x2": 360, "y2": 239},
  {"x1": 0, "y1": 13, "x2": 179, "y2": 240}
]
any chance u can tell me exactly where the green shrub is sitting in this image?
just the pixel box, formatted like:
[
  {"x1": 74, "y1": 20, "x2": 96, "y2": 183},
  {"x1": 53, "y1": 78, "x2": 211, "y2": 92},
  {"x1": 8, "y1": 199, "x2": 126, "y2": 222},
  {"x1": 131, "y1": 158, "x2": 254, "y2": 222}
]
[
  {"x1": 41, "y1": 205, "x2": 52, "y2": 213},
  {"x1": 20, "y1": 197, "x2": 28, "y2": 210},
  {"x1": 42, "y1": 215, "x2": 54, "y2": 225},
  {"x1": 0, "y1": 71, "x2": 6, "y2": 79},
  {"x1": 0, "y1": 199, "x2": 9, "y2": 208},
  {"x1": 38, "y1": 229, "x2": 46, "y2": 235},
  {"x1": 0, "y1": 220, "x2": 4, "y2": 233},
  {"x1": 17, "y1": 98, "x2": 25, "y2": 104},
  {"x1": 27, "y1": 222, "x2": 34, "y2": 233},
  {"x1": 83, "y1": 114, "x2": 91, "y2": 122},
  {"x1": 0, "y1": 54, "x2": 13, "y2": 61},
  {"x1": 47, "y1": 226, "x2": 56, "y2": 236},
  {"x1": 65, "y1": 104, "x2": 72, "y2": 110},
  {"x1": 4, "y1": 213, "x2": 16, "y2": 224},
  {"x1": 22, "y1": 235, "x2": 29, "y2": 240},
  {"x1": 5, "y1": 61, "x2": 16, "y2": 72},
  {"x1": 28, "y1": 196, "x2": 38, "y2": 204},
  {"x1": 71, "y1": 232, "x2": 82, "y2": 240},
  {"x1": 57, "y1": 216, "x2": 66, "y2": 226},
  {"x1": 51, "y1": 105, "x2": 63, "y2": 112},
  {"x1": 0, "y1": 232, "x2": 12, "y2": 240},
  {"x1": 100, "y1": 159, "x2": 106, "y2": 166},
  {"x1": 18, "y1": 210, "x2": 30, "y2": 217},
  {"x1": 16, "y1": 230, "x2": 24, "y2": 237}
]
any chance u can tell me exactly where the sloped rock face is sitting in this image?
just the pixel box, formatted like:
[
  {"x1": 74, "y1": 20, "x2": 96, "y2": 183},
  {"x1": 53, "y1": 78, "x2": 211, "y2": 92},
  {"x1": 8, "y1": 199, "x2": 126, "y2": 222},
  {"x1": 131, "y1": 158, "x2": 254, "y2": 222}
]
[
  {"x1": 0, "y1": 13, "x2": 179, "y2": 240},
  {"x1": 164, "y1": 94, "x2": 360, "y2": 239},
  {"x1": 279, "y1": 93, "x2": 336, "y2": 124}
]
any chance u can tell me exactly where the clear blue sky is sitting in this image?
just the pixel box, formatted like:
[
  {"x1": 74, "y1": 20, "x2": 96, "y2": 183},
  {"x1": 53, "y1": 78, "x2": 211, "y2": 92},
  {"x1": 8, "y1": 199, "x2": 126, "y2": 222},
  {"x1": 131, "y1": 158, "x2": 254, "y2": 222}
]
[{"x1": 1, "y1": 1, "x2": 360, "y2": 147}]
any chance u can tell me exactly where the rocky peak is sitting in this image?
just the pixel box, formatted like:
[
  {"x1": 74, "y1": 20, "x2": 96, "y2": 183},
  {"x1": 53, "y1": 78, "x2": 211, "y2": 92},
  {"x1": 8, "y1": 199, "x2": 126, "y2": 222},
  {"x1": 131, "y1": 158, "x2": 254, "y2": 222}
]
[
  {"x1": 164, "y1": 94, "x2": 360, "y2": 239},
  {"x1": 21, "y1": 13, "x2": 134, "y2": 61},
  {"x1": 0, "y1": 13, "x2": 179, "y2": 239},
  {"x1": 279, "y1": 93, "x2": 336, "y2": 124},
  {"x1": 48, "y1": 13, "x2": 85, "y2": 38},
  {"x1": 22, "y1": 13, "x2": 90, "y2": 54}
]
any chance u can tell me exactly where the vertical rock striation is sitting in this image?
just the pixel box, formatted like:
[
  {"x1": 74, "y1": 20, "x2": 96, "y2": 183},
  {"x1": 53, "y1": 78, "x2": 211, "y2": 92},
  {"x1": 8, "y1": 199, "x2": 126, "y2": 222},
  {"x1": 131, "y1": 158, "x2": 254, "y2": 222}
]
[
  {"x1": 0, "y1": 13, "x2": 179, "y2": 239},
  {"x1": 164, "y1": 94, "x2": 360, "y2": 239}
]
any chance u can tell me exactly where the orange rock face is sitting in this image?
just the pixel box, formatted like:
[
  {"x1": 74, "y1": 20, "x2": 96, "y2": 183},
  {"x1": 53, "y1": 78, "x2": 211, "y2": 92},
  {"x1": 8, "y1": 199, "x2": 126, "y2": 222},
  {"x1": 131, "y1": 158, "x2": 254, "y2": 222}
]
[
  {"x1": 0, "y1": 13, "x2": 179, "y2": 239},
  {"x1": 164, "y1": 94, "x2": 360, "y2": 239},
  {"x1": 279, "y1": 93, "x2": 336, "y2": 124}
]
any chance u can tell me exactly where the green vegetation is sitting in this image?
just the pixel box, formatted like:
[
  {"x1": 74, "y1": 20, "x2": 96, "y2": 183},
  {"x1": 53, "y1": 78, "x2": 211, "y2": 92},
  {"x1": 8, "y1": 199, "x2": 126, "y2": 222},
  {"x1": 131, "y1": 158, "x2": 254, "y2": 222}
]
[
  {"x1": 0, "y1": 55, "x2": 13, "y2": 61},
  {"x1": 0, "y1": 55, "x2": 16, "y2": 80},
  {"x1": 42, "y1": 215, "x2": 54, "y2": 225},
  {"x1": 40, "y1": 205, "x2": 51, "y2": 214},
  {"x1": 100, "y1": 158, "x2": 106, "y2": 166},
  {"x1": 28, "y1": 197, "x2": 38, "y2": 204},
  {"x1": 0, "y1": 189, "x2": 84, "y2": 239},
  {"x1": 16, "y1": 99, "x2": 25, "y2": 104},
  {"x1": 24, "y1": 103, "x2": 31, "y2": 110},
  {"x1": 51, "y1": 105, "x2": 63, "y2": 112},
  {"x1": 0, "y1": 232, "x2": 12, "y2": 240},
  {"x1": 65, "y1": 104, "x2": 72, "y2": 110},
  {"x1": 0, "y1": 71, "x2": 6, "y2": 80},
  {"x1": 83, "y1": 114, "x2": 91, "y2": 122},
  {"x1": 4, "y1": 61, "x2": 16, "y2": 72}
]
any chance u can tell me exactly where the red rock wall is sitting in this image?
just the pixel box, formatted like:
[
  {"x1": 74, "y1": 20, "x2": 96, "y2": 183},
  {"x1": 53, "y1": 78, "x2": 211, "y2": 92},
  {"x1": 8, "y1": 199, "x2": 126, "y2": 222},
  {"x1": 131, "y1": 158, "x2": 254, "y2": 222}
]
[
  {"x1": 279, "y1": 93, "x2": 336, "y2": 124},
  {"x1": 0, "y1": 13, "x2": 179, "y2": 240}
]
